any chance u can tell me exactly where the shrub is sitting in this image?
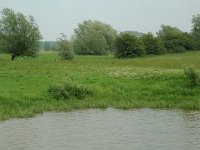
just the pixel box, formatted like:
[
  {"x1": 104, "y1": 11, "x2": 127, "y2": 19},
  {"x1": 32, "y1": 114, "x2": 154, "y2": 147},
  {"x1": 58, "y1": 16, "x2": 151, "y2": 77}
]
[
  {"x1": 141, "y1": 33, "x2": 165, "y2": 55},
  {"x1": 59, "y1": 45, "x2": 74, "y2": 60},
  {"x1": 115, "y1": 33, "x2": 145, "y2": 58},
  {"x1": 57, "y1": 34, "x2": 74, "y2": 60},
  {"x1": 184, "y1": 67, "x2": 199, "y2": 87},
  {"x1": 48, "y1": 83, "x2": 93, "y2": 100},
  {"x1": 48, "y1": 85, "x2": 70, "y2": 100}
]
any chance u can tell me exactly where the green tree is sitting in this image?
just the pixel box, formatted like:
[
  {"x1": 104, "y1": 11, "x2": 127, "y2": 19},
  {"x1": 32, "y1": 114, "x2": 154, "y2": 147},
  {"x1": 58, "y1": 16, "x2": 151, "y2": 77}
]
[
  {"x1": 157, "y1": 25, "x2": 194, "y2": 52},
  {"x1": 57, "y1": 34, "x2": 74, "y2": 60},
  {"x1": 181, "y1": 32, "x2": 195, "y2": 51},
  {"x1": 141, "y1": 32, "x2": 165, "y2": 55},
  {"x1": 192, "y1": 14, "x2": 200, "y2": 49},
  {"x1": 73, "y1": 20, "x2": 118, "y2": 55},
  {"x1": 115, "y1": 33, "x2": 145, "y2": 58},
  {"x1": 0, "y1": 8, "x2": 41, "y2": 60}
]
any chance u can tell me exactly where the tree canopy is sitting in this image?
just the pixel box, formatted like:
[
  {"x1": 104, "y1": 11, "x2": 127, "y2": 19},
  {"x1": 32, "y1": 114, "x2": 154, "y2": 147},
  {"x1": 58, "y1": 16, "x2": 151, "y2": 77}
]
[
  {"x1": 141, "y1": 32, "x2": 165, "y2": 55},
  {"x1": 192, "y1": 14, "x2": 200, "y2": 49},
  {"x1": 115, "y1": 33, "x2": 145, "y2": 58},
  {"x1": 0, "y1": 8, "x2": 41, "y2": 60},
  {"x1": 157, "y1": 25, "x2": 194, "y2": 52},
  {"x1": 73, "y1": 20, "x2": 118, "y2": 55}
]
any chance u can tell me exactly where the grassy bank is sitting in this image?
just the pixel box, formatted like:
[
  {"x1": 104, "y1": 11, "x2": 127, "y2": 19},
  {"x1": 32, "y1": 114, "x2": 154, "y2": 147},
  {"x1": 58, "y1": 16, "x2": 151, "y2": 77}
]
[{"x1": 0, "y1": 51, "x2": 200, "y2": 121}]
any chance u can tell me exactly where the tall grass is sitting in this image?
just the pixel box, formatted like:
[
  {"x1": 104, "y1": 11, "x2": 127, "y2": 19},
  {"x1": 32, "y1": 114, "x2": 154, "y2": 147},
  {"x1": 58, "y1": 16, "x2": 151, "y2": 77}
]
[
  {"x1": 184, "y1": 66, "x2": 199, "y2": 87},
  {"x1": 0, "y1": 51, "x2": 200, "y2": 121},
  {"x1": 48, "y1": 82, "x2": 93, "y2": 100}
]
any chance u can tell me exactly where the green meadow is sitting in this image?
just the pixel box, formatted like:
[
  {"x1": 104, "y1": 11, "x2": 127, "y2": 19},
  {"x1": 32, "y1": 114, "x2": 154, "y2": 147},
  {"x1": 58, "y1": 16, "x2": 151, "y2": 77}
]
[{"x1": 0, "y1": 51, "x2": 200, "y2": 121}]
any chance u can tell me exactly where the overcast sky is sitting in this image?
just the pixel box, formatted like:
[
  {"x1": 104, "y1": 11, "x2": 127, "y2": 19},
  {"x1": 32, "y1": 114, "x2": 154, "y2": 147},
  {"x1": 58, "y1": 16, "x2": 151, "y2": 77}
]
[{"x1": 0, "y1": 0, "x2": 200, "y2": 41}]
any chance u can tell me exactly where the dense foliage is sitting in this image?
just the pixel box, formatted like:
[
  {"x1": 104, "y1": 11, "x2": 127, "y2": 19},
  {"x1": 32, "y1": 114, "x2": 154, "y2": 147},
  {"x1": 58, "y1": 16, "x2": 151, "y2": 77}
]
[
  {"x1": 141, "y1": 33, "x2": 165, "y2": 55},
  {"x1": 115, "y1": 33, "x2": 145, "y2": 58},
  {"x1": 0, "y1": 8, "x2": 41, "y2": 60},
  {"x1": 157, "y1": 25, "x2": 194, "y2": 53},
  {"x1": 73, "y1": 20, "x2": 118, "y2": 55},
  {"x1": 192, "y1": 14, "x2": 200, "y2": 49},
  {"x1": 115, "y1": 15, "x2": 199, "y2": 58}
]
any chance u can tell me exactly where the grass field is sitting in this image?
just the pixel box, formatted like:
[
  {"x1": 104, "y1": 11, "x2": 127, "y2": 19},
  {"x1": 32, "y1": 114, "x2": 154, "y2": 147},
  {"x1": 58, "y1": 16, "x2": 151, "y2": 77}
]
[{"x1": 0, "y1": 51, "x2": 200, "y2": 121}]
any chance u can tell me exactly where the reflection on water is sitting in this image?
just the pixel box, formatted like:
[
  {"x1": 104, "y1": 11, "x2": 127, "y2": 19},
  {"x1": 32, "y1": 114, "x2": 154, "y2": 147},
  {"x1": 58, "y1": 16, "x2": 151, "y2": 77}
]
[{"x1": 0, "y1": 109, "x2": 200, "y2": 150}]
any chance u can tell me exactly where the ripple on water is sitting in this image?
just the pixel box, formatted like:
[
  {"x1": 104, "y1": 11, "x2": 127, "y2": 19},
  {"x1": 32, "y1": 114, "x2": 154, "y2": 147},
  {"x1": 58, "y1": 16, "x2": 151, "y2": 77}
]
[{"x1": 0, "y1": 109, "x2": 200, "y2": 150}]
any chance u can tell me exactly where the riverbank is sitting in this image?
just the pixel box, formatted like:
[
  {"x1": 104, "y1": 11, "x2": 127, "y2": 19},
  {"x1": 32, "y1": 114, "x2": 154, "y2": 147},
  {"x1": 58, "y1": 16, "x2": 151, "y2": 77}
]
[{"x1": 0, "y1": 51, "x2": 200, "y2": 121}]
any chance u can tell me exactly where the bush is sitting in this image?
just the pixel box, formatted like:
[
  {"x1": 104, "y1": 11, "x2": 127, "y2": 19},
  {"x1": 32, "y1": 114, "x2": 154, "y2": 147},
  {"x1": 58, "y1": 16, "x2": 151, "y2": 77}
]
[
  {"x1": 48, "y1": 83, "x2": 93, "y2": 100},
  {"x1": 184, "y1": 67, "x2": 199, "y2": 87},
  {"x1": 57, "y1": 34, "x2": 74, "y2": 60},
  {"x1": 141, "y1": 33, "x2": 165, "y2": 55},
  {"x1": 115, "y1": 33, "x2": 145, "y2": 58},
  {"x1": 171, "y1": 45, "x2": 186, "y2": 53},
  {"x1": 59, "y1": 45, "x2": 74, "y2": 60}
]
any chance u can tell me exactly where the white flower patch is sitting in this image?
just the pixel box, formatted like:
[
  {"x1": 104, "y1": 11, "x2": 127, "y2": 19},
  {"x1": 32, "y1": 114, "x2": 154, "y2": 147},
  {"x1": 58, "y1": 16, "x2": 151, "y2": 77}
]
[{"x1": 106, "y1": 67, "x2": 181, "y2": 79}]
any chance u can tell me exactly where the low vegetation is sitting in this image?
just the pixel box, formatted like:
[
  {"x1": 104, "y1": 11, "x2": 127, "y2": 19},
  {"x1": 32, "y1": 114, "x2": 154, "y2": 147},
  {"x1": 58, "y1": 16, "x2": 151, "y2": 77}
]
[
  {"x1": 48, "y1": 82, "x2": 93, "y2": 100},
  {"x1": 0, "y1": 52, "x2": 200, "y2": 121},
  {"x1": 184, "y1": 66, "x2": 199, "y2": 87}
]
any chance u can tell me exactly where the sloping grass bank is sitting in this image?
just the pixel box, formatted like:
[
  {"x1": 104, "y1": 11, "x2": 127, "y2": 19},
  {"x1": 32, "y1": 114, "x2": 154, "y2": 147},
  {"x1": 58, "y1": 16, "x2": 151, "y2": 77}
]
[{"x1": 0, "y1": 51, "x2": 200, "y2": 121}]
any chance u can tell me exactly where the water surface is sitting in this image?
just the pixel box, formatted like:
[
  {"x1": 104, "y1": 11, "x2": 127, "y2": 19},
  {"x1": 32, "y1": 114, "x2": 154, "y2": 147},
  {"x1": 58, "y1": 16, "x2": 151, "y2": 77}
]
[{"x1": 0, "y1": 109, "x2": 200, "y2": 150}]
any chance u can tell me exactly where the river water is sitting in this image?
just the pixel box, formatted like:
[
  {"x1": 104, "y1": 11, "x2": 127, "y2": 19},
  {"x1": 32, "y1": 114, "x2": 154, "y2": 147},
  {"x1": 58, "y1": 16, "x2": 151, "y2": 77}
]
[{"x1": 0, "y1": 109, "x2": 200, "y2": 150}]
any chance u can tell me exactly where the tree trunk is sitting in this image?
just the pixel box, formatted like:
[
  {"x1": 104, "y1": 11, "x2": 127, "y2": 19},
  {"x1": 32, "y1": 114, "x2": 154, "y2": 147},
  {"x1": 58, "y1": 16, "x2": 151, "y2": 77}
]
[{"x1": 11, "y1": 54, "x2": 16, "y2": 60}]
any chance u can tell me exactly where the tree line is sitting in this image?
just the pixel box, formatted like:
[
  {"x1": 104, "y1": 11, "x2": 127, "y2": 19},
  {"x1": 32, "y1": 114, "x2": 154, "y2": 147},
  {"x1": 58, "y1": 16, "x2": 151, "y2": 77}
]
[{"x1": 0, "y1": 8, "x2": 200, "y2": 60}]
